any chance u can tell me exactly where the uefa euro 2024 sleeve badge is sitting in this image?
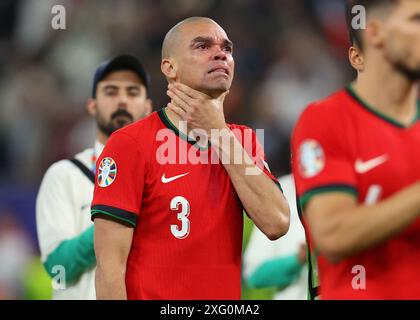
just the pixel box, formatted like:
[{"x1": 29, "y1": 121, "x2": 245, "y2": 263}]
[
  {"x1": 298, "y1": 139, "x2": 325, "y2": 178},
  {"x1": 98, "y1": 157, "x2": 117, "y2": 187}
]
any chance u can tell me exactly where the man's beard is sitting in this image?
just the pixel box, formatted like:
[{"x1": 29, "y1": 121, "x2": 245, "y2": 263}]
[
  {"x1": 96, "y1": 109, "x2": 134, "y2": 137},
  {"x1": 394, "y1": 60, "x2": 420, "y2": 81}
]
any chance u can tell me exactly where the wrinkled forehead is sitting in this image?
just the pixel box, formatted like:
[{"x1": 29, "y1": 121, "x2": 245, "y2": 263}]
[{"x1": 179, "y1": 20, "x2": 230, "y2": 44}]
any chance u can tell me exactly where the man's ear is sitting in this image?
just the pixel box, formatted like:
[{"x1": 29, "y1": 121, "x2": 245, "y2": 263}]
[
  {"x1": 161, "y1": 58, "x2": 177, "y2": 80},
  {"x1": 349, "y1": 46, "x2": 365, "y2": 72},
  {"x1": 86, "y1": 98, "x2": 97, "y2": 116}
]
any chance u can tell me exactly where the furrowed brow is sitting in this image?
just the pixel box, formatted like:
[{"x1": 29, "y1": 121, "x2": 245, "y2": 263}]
[
  {"x1": 223, "y1": 39, "x2": 233, "y2": 48},
  {"x1": 190, "y1": 36, "x2": 213, "y2": 46},
  {"x1": 190, "y1": 36, "x2": 233, "y2": 49}
]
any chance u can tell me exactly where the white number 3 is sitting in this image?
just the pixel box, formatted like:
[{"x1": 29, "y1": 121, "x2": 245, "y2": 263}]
[{"x1": 170, "y1": 196, "x2": 190, "y2": 239}]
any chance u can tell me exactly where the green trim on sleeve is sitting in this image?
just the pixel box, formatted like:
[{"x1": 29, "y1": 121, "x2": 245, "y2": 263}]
[
  {"x1": 43, "y1": 225, "x2": 95, "y2": 284},
  {"x1": 91, "y1": 204, "x2": 137, "y2": 227},
  {"x1": 91, "y1": 209, "x2": 136, "y2": 228},
  {"x1": 299, "y1": 184, "x2": 358, "y2": 209}
]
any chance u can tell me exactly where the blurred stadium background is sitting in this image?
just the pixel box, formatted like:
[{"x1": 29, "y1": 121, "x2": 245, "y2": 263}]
[{"x1": 0, "y1": 0, "x2": 354, "y2": 299}]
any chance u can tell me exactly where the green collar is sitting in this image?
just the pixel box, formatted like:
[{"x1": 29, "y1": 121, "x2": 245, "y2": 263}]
[
  {"x1": 345, "y1": 84, "x2": 420, "y2": 129},
  {"x1": 157, "y1": 108, "x2": 210, "y2": 151}
]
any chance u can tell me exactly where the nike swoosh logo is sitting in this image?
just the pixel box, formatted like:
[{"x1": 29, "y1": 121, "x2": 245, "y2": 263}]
[
  {"x1": 161, "y1": 172, "x2": 189, "y2": 183},
  {"x1": 355, "y1": 155, "x2": 388, "y2": 174}
]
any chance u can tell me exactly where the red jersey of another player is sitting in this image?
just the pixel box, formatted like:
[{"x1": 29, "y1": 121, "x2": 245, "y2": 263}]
[
  {"x1": 91, "y1": 108, "x2": 279, "y2": 300},
  {"x1": 292, "y1": 85, "x2": 420, "y2": 299}
]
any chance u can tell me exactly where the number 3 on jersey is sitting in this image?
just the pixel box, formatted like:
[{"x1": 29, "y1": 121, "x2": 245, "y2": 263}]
[{"x1": 170, "y1": 196, "x2": 190, "y2": 239}]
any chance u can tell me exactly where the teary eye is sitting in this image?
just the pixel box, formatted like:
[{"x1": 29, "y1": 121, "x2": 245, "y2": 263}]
[{"x1": 196, "y1": 42, "x2": 209, "y2": 50}]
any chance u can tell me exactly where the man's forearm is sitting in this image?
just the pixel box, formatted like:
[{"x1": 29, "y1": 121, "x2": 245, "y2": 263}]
[
  {"x1": 95, "y1": 265, "x2": 127, "y2": 300},
  {"x1": 312, "y1": 182, "x2": 420, "y2": 261},
  {"x1": 211, "y1": 128, "x2": 290, "y2": 240},
  {"x1": 93, "y1": 217, "x2": 134, "y2": 300}
]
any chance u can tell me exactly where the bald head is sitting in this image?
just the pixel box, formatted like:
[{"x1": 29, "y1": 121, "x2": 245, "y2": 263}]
[
  {"x1": 160, "y1": 17, "x2": 234, "y2": 97},
  {"x1": 162, "y1": 17, "x2": 219, "y2": 59}
]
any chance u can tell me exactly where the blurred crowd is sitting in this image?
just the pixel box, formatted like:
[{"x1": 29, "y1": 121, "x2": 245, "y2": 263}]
[{"x1": 0, "y1": 0, "x2": 354, "y2": 299}]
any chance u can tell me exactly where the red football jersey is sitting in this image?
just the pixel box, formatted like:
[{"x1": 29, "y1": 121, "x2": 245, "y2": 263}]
[
  {"x1": 91, "y1": 108, "x2": 279, "y2": 300},
  {"x1": 292, "y1": 85, "x2": 420, "y2": 299}
]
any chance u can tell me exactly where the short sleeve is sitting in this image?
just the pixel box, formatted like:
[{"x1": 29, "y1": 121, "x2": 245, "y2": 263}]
[
  {"x1": 91, "y1": 132, "x2": 145, "y2": 227},
  {"x1": 291, "y1": 104, "x2": 357, "y2": 209}
]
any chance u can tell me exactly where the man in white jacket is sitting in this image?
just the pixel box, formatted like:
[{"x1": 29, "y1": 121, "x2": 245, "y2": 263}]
[
  {"x1": 36, "y1": 55, "x2": 152, "y2": 299},
  {"x1": 244, "y1": 174, "x2": 307, "y2": 300}
]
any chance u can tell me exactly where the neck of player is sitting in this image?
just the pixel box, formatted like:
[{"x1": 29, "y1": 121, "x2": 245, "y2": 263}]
[
  {"x1": 353, "y1": 58, "x2": 419, "y2": 127},
  {"x1": 97, "y1": 131, "x2": 108, "y2": 146},
  {"x1": 164, "y1": 91, "x2": 226, "y2": 137},
  {"x1": 164, "y1": 107, "x2": 192, "y2": 137}
]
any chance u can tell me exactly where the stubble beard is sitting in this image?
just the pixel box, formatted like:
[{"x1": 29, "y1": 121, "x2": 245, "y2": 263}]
[
  {"x1": 96, "y1": 109, "x2": 134, "y2": 137},
  {"x1": 394, "y1": 60, "x2": 420, "y2": 81}
]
